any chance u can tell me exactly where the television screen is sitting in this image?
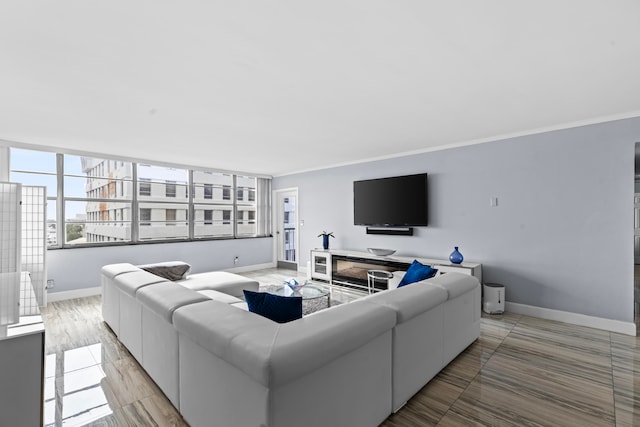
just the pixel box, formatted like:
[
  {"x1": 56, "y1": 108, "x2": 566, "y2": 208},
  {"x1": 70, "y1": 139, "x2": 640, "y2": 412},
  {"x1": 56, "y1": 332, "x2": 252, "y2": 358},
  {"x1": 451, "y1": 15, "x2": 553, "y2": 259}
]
[{"x1": 353, "y1": 173, "x2": 428, "y2": 226}]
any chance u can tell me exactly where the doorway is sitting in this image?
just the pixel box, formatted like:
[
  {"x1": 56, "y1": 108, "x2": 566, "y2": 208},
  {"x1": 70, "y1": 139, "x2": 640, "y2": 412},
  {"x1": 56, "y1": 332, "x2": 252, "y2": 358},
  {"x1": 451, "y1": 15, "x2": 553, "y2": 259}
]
[{"x1": 274, "y1": 188, "x2": 298, "y2": 270}]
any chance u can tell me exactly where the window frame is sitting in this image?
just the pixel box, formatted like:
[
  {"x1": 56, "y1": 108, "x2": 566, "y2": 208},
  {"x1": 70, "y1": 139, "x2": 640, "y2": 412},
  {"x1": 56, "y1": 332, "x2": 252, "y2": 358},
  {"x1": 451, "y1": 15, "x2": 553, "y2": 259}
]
[{"x1": 7, "y1": 147, "x2": 270, "y2": 249}]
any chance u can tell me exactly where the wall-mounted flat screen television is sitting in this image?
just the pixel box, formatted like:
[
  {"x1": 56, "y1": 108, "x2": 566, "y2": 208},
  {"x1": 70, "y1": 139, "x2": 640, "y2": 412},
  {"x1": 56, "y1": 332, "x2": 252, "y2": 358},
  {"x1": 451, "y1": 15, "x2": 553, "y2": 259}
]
[{"x1": 353, "y1": 173, "x2": 428, "y2": 226}]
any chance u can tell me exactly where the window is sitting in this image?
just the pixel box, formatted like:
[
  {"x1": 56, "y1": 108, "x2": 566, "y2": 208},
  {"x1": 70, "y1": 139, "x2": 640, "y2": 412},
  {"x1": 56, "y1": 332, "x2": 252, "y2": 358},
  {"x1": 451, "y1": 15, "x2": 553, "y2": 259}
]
[
  {"x1": 9, "y1": 148, "x2": 59, "y2": 246},
  {"x1": 138, "y1": 165, "x2": 188, "y2": 240},
  {"x1": 166, "y1": 181, "x2": 176, "y2": 198},
  {"x1": 166, "y1": 209, "x2": 176, "y2": 225},
  {"x1": 139, "y1": 179, "x2": 151, "y2": 196},
  {"x1": 193, "y1": 171, "x2": 234, "y2": 238},
  {"x1": 140, "y1": 208, "x2": 151, "y2": 226},
  {"x1": 63, "y1": 155, "x2": 133, "y2": 245},
  {"x1": 7, "y1": 148, "x2": 270, "y2": 246},
  {"x1": 236, "y1": 176, "x2": 258, "y2": 236}
]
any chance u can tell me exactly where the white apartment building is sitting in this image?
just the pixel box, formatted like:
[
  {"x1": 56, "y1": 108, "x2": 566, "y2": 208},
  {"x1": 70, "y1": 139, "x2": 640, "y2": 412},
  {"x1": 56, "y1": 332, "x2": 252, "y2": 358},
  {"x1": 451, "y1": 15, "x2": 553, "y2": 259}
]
[{"x1": 81, "y1": 158, "x2": 257, "y2": 243}]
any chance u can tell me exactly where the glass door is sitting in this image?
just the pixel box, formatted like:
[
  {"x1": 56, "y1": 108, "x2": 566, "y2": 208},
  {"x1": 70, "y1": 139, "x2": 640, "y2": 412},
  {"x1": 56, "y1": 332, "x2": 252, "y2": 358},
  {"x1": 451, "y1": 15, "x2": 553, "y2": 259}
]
[{"x1": 275, "y1": 189, "x2": 298, "y2": 270}]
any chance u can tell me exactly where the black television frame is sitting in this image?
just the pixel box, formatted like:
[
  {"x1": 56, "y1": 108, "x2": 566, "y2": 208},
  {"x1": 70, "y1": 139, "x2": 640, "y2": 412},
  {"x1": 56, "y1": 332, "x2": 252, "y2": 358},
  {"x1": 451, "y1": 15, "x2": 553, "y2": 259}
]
[{"x1": 353, "y1": 173, "x2": 428, "y2": 233}]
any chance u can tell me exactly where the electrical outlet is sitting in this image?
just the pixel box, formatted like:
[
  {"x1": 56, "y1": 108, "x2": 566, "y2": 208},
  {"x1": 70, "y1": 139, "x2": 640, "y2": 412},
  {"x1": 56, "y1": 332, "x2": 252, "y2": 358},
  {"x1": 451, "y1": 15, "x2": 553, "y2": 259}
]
[{"x1": 46, "y1": 279, "x2": 55, "y2": 289}]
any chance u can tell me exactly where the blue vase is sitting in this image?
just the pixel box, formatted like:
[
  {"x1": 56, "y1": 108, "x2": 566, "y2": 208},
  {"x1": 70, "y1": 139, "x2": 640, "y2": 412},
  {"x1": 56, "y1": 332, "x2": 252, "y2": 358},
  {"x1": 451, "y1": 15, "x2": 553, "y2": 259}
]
[
  {"x1": 322, "y1": 235, "x2": 330, "y2": 250},
  {"x1": 449, "y1": 246, "x2": 463, "y2": 264}
]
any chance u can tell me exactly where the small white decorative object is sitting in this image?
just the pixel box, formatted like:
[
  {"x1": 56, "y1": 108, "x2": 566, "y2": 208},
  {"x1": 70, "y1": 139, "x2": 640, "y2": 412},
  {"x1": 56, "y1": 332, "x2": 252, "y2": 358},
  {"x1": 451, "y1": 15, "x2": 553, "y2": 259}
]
[
  {"x1": 367, "y1": 248, "x2": 396, "y2": 256},
  {"x1": 284, "y1": 278, "x2": 305, "y2": 292}
]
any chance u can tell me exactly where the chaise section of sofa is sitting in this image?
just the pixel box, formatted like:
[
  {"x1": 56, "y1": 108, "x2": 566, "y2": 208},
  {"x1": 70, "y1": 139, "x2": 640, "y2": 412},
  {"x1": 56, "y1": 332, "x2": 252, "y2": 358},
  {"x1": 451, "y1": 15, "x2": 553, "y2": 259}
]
[
  {"x1": 101, "y1": 262, "x2": 259, "y2": 335},
  {"x1": 176, "y1": 270, "x2": 260, "y2": 298}
]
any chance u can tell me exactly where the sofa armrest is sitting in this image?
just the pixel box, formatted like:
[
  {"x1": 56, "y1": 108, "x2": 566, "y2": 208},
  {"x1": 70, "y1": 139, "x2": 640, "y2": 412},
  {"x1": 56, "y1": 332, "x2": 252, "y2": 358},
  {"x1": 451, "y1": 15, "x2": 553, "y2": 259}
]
[
  {"x1": 101, "y1": 263, "x2": 140, "y2": 279},
  {"x1": 427, "y1": 272, "x2": 480, "y2": 299},
  {"x1": 363, "y1": 283, "x2": 448, "y2": 323}
]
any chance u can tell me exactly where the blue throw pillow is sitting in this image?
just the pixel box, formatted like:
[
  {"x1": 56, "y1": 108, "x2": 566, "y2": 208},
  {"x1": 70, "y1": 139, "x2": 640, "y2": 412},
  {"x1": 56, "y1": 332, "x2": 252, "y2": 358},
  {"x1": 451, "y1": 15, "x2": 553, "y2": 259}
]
[
  {"x1": 243, "y1": 290, "x2": 303, "y2": 323},
  {"x1": 397, "y1": 260, "x2": 438, "y2": 287}
]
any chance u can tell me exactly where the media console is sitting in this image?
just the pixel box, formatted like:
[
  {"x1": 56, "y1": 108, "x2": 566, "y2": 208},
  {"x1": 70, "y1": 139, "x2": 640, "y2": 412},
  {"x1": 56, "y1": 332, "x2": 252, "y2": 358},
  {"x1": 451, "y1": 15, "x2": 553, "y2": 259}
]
[{"x1": 310, "y1": 249, "x2": 482, "y2": 293}]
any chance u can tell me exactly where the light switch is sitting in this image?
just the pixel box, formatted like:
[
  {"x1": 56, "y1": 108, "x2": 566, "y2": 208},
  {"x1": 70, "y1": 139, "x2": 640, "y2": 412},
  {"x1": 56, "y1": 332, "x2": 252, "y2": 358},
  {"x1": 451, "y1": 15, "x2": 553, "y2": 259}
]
[{"x1": 490, "y1": 197, "x2": 498, "y2": 207}]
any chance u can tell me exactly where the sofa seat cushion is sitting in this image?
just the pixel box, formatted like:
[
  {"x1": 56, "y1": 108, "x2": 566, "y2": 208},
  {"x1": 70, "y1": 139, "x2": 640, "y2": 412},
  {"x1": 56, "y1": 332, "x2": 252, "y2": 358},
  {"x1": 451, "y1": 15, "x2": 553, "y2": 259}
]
[
  {"x1": 115, "y1": 270, "x2": 169, "y2": 296},
  {"x1": 173, "y1": 299, "x2": 396, "y2": 387},
  {"x1": 101, "y1": 263, "x2": 140, "y2": 279},
  {"x1": 363, "y1": 283, "x2": 448, "y2": 323},
  {"x1": 137, "y1": 261, "x2": 191, "y2": 281},
  {"x1": 197, "y1": 289, "x2": 243, "y2": 304},
  {"x1": 137, "y1": 282, "x2": 210, "y2": 323},
  {"x1": 428, "y1": 273, "x2": 479, "y2": 299},
  {"x1": 177, "y1": 271, "x2": 259, "y2": 297},
  {"x1": 231, "y1": 302, "x2": 249, "y2": 311},
  {"x1": 243, "y1": 290, "x2": 302, "y2": 323}
]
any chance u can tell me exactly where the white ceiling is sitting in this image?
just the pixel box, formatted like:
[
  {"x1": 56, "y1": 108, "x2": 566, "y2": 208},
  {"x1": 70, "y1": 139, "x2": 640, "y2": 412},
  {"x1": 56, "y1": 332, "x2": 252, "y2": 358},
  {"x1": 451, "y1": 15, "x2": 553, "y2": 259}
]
[{"x1": 1, "y1": 1, "x2": 639, "y2": 177}]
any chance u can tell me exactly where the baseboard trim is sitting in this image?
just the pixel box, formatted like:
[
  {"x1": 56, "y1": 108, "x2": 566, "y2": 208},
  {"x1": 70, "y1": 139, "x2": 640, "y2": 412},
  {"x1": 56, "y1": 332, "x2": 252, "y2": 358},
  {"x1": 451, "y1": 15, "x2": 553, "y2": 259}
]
[
  {"x1": 224, "y1": 262, "x2": 276, "y2": 273},
  {"x1": 506, "y1": 302, "x2": 636, "y2": 336},
  {"x1": 47, "y1": 287, "x2": 102, "y2": 302}
]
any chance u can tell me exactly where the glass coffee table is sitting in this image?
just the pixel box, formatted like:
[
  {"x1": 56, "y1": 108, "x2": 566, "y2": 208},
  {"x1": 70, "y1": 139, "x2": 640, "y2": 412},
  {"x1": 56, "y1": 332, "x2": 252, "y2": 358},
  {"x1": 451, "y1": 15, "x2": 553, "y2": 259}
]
[{"x1": 267, "y1": 282, "x2": 331, "y2": 307}]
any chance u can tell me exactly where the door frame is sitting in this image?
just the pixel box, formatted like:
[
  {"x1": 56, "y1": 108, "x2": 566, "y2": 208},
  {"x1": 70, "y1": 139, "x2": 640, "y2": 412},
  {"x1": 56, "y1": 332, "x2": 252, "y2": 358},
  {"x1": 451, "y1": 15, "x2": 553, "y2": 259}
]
[{"x1": 272, "y1": 187, "x2": 299, "y2": 269}]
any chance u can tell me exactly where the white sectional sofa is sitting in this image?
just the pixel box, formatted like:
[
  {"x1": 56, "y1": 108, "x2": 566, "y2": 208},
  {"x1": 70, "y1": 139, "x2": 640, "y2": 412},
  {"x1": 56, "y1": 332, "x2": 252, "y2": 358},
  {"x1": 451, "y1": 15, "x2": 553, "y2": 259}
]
[{"x1": 101, "y1": 263, "x2": 480, "y2": 427}]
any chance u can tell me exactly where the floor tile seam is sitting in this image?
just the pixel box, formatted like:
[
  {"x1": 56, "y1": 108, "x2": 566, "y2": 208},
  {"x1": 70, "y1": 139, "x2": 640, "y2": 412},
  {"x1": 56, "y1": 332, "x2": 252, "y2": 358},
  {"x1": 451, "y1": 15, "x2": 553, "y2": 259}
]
[
  {"x1": 436, "y1": 322, "x2": 513, "y2": 425},
  {"x1": 608, "y1": 331, "x2": 619, "y2": 427}
]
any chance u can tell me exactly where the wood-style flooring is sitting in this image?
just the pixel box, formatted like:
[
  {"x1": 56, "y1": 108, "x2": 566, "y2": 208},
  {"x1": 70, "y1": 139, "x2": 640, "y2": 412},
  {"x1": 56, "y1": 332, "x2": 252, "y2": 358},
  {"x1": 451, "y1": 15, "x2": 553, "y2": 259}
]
[{"x1": 40, "y1": 268, "x2": 640, "y2": 426}]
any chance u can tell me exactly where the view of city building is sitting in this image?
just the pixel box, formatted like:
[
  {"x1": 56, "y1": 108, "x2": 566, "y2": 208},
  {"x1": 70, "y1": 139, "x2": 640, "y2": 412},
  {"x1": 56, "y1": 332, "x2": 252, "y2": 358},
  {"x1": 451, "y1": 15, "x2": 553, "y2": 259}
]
[
  {"x1": 9, "y1": 148, "x2": 264, "y2": 247},
  {"x1": 82, "y1": 159, "x2": 258, "y2": 243}
]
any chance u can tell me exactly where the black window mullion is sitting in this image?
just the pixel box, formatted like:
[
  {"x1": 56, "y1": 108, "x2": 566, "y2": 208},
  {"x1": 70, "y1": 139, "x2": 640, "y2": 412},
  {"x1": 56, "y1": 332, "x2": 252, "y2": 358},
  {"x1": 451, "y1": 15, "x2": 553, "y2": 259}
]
[
  {"x1": 132, "y1": 163, "x2": 139, "y2": 242},
  {"x1": 57, "y1": 153, "x2": 64, "y2": 248}
]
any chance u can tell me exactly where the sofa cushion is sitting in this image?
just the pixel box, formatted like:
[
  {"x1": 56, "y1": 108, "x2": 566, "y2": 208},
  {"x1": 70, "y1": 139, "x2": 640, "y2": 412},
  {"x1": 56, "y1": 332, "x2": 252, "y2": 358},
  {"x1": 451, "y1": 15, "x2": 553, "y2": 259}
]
[
  {"x1": 363, "y1": 283, "x2": 448, "y2": 323},
  {"x1": 397, "y1": 260, "x2": 438, "y2": 287},
  {"x1": 198, "y1": 289, "x2": 243, "y2": 304},
  {"x1": 101, "y1": 263, "x2": 140, "y2": 279},
  {"x1": 115, "y1": 270, "x2": 169, "y2": 296},
  {"x1": 177, "y1": 271, "x2": 259, "y2": 297},
  {"x1": 137, "y1": 282, "x2": 210, "y2": 323},
  {"x1": 243, "y1": 290, "x2": 302, "y2": 323},
  {"x1": 137, "y1": 261, "x2": 191, "y2": 281}
]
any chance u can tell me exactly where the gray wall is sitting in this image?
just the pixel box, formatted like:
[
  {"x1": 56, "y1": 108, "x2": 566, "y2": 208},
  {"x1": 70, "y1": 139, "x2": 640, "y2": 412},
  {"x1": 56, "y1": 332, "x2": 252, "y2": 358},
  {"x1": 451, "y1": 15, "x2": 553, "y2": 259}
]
[
  {"x1": 274, "y1": 118, "x2": 640, "y2": 322},
  {"x1": 48, "y1": 237, "x2": 273, "y2": 293}
]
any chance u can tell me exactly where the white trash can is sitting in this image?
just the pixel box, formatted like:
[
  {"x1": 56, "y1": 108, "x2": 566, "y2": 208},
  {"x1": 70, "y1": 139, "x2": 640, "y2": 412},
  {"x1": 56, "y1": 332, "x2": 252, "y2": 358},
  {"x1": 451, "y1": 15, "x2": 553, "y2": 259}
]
[{"x1": 483, "y1": 283, "x2": 505, "y2": 314}]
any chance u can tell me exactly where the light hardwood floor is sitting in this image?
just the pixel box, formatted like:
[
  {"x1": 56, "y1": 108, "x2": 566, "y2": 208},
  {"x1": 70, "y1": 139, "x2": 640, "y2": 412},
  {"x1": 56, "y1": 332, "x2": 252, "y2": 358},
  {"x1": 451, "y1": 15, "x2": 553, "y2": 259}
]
[{"x1": 41, "y1": 268, "x2": 640, "y2": 426}]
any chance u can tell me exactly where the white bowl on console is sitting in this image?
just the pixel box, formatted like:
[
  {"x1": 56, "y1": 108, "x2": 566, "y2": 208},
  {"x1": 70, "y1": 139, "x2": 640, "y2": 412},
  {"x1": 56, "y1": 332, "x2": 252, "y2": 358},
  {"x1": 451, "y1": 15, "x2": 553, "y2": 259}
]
[{"x1": 367, "y1": 248, "x2": 396, "y2": 256}]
